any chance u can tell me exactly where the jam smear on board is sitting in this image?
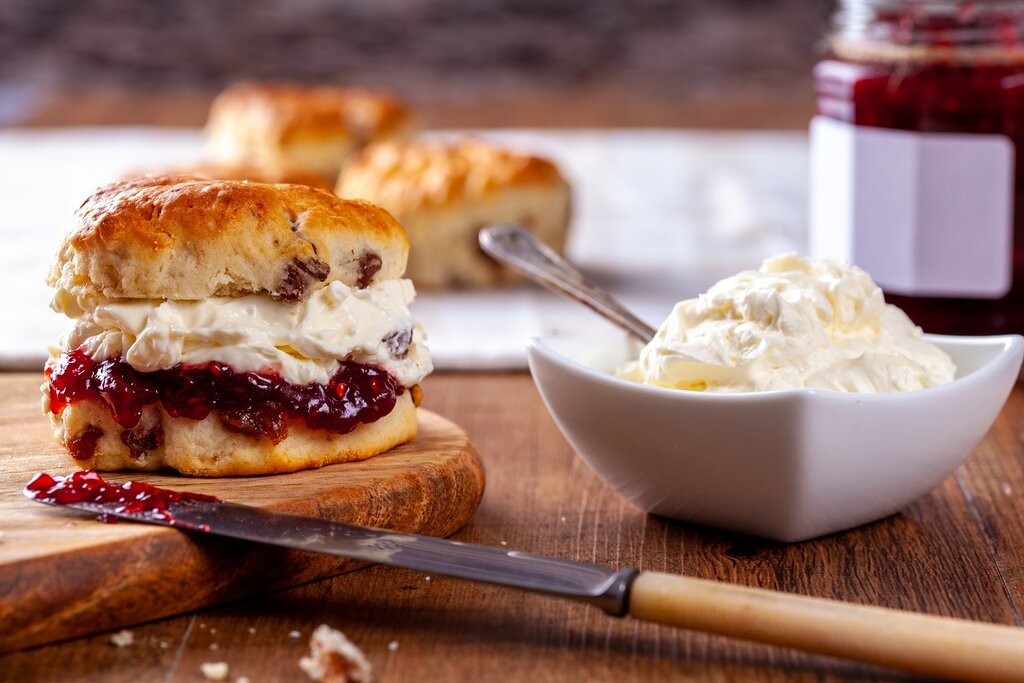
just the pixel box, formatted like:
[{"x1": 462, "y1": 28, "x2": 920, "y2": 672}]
[{"x1": 25, "y1": 470, "x2": 218, "y2": 525}]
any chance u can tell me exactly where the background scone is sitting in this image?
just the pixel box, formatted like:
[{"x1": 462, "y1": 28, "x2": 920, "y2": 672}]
[
  {"x1": 45, "y1": 176, "x2": 432, "y2": 476},
  {"x1": 336, "y1": 138, "x2": 572, "y2": 288},
  {"x1": 130, "y1": 162, "x2": 336, "y2": 191},
  {"x1": 206, "y1": 82, "x2": 413, "y2": 183}
]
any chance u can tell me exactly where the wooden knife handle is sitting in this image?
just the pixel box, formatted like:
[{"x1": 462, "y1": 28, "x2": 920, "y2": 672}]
[{"x1": 629, "y1": 571, "x2": 1024, "y2": 683}]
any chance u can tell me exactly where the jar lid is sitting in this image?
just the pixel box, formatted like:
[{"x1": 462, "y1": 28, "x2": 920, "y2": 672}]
[{"x1": 833, "y1": 0, "x2": 1024, "y2": 63}]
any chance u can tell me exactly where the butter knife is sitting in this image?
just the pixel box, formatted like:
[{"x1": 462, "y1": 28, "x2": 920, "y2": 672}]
[{"x1": 25, "y1": 473, "x2": 1024, "y2": 683}]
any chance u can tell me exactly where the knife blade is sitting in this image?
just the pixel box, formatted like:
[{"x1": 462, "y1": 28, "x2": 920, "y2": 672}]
[
  {"x1": 23, "y1": 472, "x2": 637, "y2": 615},
  {"x1": 24, "y1": 472, "x2": 1024, "y2": 682}
]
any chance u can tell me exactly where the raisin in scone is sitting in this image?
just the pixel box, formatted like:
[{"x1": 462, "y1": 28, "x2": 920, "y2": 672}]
[
  {"x1": 44, "y1": 176, "x2": 431, "y2": 476},
  {"x1": 336, "y1": 138, "x2": 571, "y2": 288},
  {"x1": 205, "y1": 82, "x2": 413, "y2": 183}
]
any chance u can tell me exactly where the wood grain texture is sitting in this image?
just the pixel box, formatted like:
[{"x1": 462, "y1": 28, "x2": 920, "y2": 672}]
[
  {"x1": 0, "y1": 374, "x2": 484, "y2": 654},
  {"x1": 1, "y1": 372, "x2": 1023, "y2": 682}
]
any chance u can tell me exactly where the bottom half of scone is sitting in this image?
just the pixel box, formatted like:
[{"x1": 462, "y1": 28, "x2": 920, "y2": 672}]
[{"x1": 43, "y1": 352, "x2": 422, "y2": 476}]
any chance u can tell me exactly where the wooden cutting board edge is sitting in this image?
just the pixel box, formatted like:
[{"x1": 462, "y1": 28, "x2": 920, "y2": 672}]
[{"x1": 0, "y1": 408, "x2": 485, "y2": 654}]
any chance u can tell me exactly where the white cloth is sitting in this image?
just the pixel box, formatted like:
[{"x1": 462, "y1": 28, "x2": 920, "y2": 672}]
[{"x1": 0, "y1": 127, "x2": 808, "y2": 371}]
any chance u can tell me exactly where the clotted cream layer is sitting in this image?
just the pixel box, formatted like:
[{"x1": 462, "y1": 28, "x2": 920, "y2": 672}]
[
  {"x1": 619, "y1": 254, "x2": 956, "y2": 393},
  {"x1": 52, "y1": 279, "x2": 432, "y2": 387}
]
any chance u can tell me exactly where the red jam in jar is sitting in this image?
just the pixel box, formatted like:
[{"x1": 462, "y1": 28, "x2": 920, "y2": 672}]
[{"x1": 812, "y1": 0, "x2": 1024, "y2": 334}]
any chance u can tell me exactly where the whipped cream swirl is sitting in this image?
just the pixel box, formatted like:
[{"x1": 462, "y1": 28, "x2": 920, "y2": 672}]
[
  {"x1": 619, "y1": 254, "x2": 956, "y2": 393},
  {"x1": 53, "y1": 279, "x2": 432, "y2": 387}
]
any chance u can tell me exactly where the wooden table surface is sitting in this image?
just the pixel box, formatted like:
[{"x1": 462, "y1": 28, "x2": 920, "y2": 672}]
[
  {"x1": 3, "y1": 91, "x2": 1020, "y2": 680},
  {"x1": 1, "y1": 371, "x2": 1022, "y2": 682}
]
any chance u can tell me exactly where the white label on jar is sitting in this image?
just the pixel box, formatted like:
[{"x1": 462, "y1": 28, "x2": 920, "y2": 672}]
[{"x1": 809, "y1": 116, "x2": 1014, "y2": 298}]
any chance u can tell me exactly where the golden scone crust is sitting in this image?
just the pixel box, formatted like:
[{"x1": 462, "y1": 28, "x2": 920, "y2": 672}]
[
  {"x1": 139, "y1": 162, "x2": 336, "y2": 191},
  {"x1": 206, "y1": 82, "x2": 413, "y2": 179},
  {"x1": 48, "y1": 175, "x2": 408, "y2": 303},
  {"x1": 46, "y1": 391, "x2": 418, "y2": 476},
  {"x1": 336, "y1": 139, "x2": 572, "y2": 288}
]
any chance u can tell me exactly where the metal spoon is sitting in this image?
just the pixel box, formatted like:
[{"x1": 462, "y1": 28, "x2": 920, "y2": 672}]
[{"x1": 478, "y1": 224, "x2": 657, "y2": 342}]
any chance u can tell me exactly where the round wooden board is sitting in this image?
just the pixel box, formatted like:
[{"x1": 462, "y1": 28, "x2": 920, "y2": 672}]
[{"x1": 0, "y1": 373, "x2": 484, "y2": 653}]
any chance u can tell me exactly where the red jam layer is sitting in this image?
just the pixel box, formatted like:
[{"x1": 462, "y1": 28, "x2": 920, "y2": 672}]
[
  {"x1": 25, "y1": 470, "x2": 218, "y2": 524},
  {"x1": 46, "y1": 349, "x2": 402, "y2": 444}
]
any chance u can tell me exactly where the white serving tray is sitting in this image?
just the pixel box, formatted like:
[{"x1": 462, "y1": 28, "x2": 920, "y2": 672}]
[{"x1": 0, "y1": 127, "x2": 808, "y2": 370}]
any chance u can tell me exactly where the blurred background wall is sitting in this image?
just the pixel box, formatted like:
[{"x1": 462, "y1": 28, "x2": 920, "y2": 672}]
[{"x1": 0, "y1": 0, "x2": 831, "y2": 128}]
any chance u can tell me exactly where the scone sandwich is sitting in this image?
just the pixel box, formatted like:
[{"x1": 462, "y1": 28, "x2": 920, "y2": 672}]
[
  {"x1": 336, "y1": 138, "x2": 571, "y2": 288},
  {"x1": 206, "y1": 82, "x2": 413, "y2": 183},
  {"x1": 44, "y1": 175, "x2": 432, "y2": 476}
]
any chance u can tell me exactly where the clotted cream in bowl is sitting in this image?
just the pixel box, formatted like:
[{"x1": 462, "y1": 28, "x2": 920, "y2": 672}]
[{"x1": 527, "y1": 255, "x2": 1022, "y2": 542}]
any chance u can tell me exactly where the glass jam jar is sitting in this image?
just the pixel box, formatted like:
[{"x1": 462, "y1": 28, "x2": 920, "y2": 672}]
[{"x1": 810, "y1": 0, "x2": 1024, "y2": 334}]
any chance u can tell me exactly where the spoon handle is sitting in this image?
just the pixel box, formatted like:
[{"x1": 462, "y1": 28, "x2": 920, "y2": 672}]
[{"x1": 479, "y1": 224, "x2": 657, "y2": 343}]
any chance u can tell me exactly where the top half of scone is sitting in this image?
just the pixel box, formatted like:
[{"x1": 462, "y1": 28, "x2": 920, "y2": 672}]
[
  {"x1": 205, "y1": 82, "x2": 413, "y2": 181},
  {"x1": 47, "y1": 175, "x2": 432, "y2": 393}
]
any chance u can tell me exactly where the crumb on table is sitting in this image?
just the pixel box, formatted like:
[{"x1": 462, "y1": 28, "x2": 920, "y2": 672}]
[
  {"x1": 110, "y1": 630, "x2": 134, "y2": 648},
  {"x1": 298, "y1": 624, "x2": 373, "y2": 683},
  {"x1": 200, "y1": 661, "x2": 229, "y2": 681}
]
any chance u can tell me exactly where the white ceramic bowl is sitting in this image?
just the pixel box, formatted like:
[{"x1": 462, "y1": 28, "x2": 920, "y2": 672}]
[{"x1": 528, "y1": 334, "x2": 1023, "y2": 542}]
